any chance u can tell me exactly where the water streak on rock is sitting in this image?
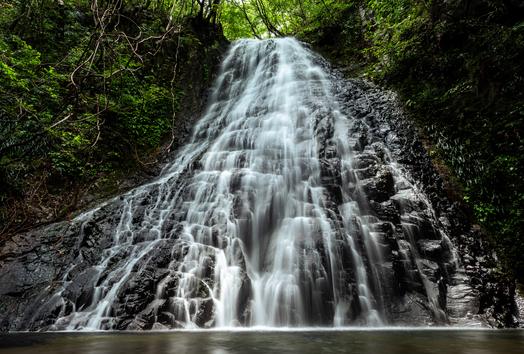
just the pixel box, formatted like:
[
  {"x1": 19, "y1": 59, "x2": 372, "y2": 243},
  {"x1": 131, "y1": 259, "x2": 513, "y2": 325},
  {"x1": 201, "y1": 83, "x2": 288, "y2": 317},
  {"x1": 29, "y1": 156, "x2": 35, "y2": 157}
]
[{"x1": 3, "y1": 38, "x2": 496, "y2": 331}]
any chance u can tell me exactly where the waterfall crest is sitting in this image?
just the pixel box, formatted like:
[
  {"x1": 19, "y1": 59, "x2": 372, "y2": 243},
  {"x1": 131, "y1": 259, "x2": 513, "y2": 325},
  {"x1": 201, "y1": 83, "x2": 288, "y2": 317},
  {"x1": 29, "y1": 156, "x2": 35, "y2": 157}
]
[{"x1": 9, "y1": 38, "x2": 489, "y2": 330}]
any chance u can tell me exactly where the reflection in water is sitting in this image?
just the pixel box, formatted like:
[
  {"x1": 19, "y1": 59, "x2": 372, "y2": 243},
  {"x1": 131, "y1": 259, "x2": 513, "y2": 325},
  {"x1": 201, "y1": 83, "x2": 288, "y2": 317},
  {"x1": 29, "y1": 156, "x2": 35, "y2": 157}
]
[{"x1": 1, "y1": 330, "x2": 523, "y2": 354}]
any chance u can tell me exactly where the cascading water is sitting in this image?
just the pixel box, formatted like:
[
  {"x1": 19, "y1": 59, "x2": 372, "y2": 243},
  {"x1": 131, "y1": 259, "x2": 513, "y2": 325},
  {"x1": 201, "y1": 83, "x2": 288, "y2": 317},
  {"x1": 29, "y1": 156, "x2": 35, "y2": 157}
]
[{"x1": 5, "y1": 38, "x2": 493, "y2": 331}]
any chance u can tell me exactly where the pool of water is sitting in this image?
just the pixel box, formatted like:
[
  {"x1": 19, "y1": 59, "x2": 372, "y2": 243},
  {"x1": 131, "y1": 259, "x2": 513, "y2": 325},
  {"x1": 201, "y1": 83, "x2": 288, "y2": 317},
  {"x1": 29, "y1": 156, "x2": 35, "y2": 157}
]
[{"x1": 1, "y1": 329, "x2": 523, "y2": 354}]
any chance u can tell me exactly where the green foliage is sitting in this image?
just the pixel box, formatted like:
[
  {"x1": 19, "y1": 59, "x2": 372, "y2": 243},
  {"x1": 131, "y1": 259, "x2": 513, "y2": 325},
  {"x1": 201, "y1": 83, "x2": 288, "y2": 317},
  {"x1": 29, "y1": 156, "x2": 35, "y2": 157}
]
[
  {"x1": 203, "y1": 64, "x2": 209, "y2": 83},
  {"x1": 115, "y1": 84, "x2": 177, "y2": 148},
  {"x1": 0, "y1": 0, "x2": 192, "y2": 234},
  {"x1": 218, "y1": 0, "x2": 358, "y2": 40},
  {"x1": 220, "y1": 0, "x2": 266, "y2": 39},
  {"x1": 365, "y1": 0, "x2": 425, "y2": 63}
]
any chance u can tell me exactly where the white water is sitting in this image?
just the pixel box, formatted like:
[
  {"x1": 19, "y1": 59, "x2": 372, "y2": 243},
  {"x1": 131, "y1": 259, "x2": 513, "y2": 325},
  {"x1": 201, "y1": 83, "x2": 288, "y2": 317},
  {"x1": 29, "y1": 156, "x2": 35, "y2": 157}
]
[
  {"x1": 169, "y1": 38, "x2": 373, "y2": 327},
  {"x1": 37, "y1": 38, "x2": 472, "y2": 331}
]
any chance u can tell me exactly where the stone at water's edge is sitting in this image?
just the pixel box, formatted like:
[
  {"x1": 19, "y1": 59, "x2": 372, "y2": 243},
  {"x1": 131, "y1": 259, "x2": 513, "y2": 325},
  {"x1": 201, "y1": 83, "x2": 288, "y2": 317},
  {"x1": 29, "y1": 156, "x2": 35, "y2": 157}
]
[{"x1": 0, "y1": 38, "x2": 522, "y2": 331}]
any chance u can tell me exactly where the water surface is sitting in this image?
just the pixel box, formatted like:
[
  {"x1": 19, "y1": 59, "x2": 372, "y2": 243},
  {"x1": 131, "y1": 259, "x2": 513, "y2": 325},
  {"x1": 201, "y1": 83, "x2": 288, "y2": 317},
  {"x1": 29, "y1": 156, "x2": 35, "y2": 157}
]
[{"x1": 1, "y1": 329, "x2": 523, "y2": 353}]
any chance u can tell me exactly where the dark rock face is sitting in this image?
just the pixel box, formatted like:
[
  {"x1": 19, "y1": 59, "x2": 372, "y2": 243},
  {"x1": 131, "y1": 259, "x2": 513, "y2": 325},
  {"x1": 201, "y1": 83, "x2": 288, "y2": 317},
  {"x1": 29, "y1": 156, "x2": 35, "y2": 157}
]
[
  {"x1": 329, "y1": 77, "x2": 521, "y2": 328},
  {"x1": 1, "y1": 38, "x2": 522, "y2": 331},
  {"x1": 330, "y1": 77, "x2": 521, "y2": 327}
]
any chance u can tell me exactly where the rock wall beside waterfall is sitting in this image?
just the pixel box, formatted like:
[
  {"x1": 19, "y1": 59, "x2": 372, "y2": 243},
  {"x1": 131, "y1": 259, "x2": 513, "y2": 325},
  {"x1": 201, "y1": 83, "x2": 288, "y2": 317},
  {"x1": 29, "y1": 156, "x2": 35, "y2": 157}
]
[
  {"x1": 328, "y1": 78, "x2": 522, "y2": 328},
  {"x1": 1, "y1": 39, "x2": 522, "y2": 331}
]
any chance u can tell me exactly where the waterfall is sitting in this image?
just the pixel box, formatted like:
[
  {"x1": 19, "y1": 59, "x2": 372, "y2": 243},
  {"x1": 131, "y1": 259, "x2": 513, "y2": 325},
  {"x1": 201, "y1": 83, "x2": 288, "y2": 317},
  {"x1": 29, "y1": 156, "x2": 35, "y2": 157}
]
[{"x1": 11, "y1": 38, "x2": 488, "y2": 331}]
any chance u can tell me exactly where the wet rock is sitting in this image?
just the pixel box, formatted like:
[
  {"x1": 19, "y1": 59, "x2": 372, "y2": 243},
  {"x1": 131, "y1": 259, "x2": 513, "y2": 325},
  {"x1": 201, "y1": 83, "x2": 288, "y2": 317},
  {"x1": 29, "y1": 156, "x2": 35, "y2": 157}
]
[
  {"x1": 157, "y1": 311, "x2": 175, "y2": 327},
  {"x1": 389, "y1": 292, "x2": 438, "y2": 326},
  {"x1": 126, "y1": 299, "x2": 167, "y2": 330},
  {"x1": 419, "y1": 259, "x2": 440, "y2": 282},
  {"x1": 402, "y1": 214, "x2": 439, "y2": 240},
  {"x1": 356, "y1": 165, "x2": 378, "y2": 180},
  {"x1": 375, "y1": 166, "x2": 395, "y2": 194},
  {"x1": 63, "y1": 268, "x2": 101, "y2": 308},
  {"x1": 369, "y1": 200, "x2": 400, "y2": 224},
  {"x1": 361, "y1": 180, "x2": 384, "y2": 203},
  {"x1": 194, "y1": 298, "x2": 216, "y2": 328},
  {"x1": 446, "y1": 282, "x2": 490, "y2": 327},
  {"x1": 346, "y1": 136, "x2": 365, "y2": 152},
  {"x1": 151, "y1": 322, "x2": 170, "y2": 330},
  {"x1": 417, "y1": 239, "x2": 442, "y2": 260},
  {"x1": 391, "y1": 190, "x2": 426, "y2": 214},
  {"x1": 315, "y1": 114, "x2": 335, "y2": 143}
]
